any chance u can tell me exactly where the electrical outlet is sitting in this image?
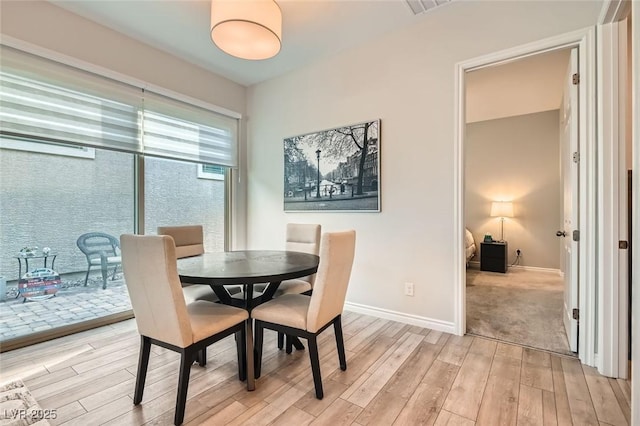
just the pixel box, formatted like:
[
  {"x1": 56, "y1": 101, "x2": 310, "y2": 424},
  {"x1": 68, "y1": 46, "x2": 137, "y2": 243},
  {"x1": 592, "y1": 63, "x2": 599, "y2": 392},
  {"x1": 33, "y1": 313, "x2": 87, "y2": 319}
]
[
  {"x1": 404, "y1": 282, "x2": 415, "y2": 297},
  {"x1": 516, "y1": 249, "x2": 522, "y2": 256}
]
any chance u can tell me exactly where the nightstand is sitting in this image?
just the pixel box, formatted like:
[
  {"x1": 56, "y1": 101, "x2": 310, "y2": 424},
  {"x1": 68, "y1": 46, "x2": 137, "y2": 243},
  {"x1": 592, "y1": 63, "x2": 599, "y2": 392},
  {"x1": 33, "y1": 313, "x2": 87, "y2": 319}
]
[{"x1": 480, "y1": 241, "x2": 508, "y2": 273}]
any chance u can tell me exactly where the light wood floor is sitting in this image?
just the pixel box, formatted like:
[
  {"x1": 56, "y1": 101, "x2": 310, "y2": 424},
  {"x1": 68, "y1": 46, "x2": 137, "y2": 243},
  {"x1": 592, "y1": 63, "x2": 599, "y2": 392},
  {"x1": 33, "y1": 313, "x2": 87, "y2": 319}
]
[{"x1": 0, "y1": 312, "x2": 631, "y2": 425}]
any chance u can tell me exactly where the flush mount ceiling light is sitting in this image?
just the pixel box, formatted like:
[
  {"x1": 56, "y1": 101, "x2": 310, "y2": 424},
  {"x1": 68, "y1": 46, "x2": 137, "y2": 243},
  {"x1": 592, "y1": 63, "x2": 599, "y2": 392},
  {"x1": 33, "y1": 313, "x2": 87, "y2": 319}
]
[{"x1": 210, "y1": 0, "x2": 282, "y2": 60}]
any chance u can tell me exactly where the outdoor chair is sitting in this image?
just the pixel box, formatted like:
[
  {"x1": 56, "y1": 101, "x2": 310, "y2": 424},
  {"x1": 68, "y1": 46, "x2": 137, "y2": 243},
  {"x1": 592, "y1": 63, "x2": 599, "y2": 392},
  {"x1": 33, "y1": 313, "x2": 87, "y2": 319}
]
[{"x1": 76, "y1": 232, "x2": 122, "y2": 290}]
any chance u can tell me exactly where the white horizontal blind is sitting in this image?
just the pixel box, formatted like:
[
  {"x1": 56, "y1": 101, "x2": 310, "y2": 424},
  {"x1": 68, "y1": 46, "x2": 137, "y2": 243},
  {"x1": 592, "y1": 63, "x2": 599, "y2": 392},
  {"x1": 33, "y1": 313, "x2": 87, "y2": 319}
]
[
  {"x1": 0, "y1": 45, "x2": 143, "y2": 153},
  {"x1": 143, "y1": 91, "x2": 238, "y2": 167},
  {"x1": 0, "y1": 45, "x2": 238, "y2": 168}
]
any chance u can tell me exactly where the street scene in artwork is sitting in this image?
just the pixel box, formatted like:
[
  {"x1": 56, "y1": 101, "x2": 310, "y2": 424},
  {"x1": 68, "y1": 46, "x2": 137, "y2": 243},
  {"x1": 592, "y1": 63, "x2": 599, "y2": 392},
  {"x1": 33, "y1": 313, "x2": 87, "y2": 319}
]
[{"x1": 284, "y1": 120, "x2": 380, "y2": 212}]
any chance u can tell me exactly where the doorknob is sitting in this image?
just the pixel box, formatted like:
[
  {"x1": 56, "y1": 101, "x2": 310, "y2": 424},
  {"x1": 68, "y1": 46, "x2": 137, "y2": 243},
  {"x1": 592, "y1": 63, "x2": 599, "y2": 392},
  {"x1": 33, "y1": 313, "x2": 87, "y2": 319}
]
[{"x1": 556, "y1": 230, "x2": 567, "y2": 237}]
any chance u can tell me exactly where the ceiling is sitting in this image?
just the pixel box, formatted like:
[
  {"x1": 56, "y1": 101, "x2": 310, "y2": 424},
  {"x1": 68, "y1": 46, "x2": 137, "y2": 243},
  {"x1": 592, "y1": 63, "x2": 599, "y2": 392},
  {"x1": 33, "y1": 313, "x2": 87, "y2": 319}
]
[
  {"x1": 50, "y1": 0, "x2": 436, "y2": 87},
  {"x1": 465, "y1": 48, "x2": 572, "y2": 123}
]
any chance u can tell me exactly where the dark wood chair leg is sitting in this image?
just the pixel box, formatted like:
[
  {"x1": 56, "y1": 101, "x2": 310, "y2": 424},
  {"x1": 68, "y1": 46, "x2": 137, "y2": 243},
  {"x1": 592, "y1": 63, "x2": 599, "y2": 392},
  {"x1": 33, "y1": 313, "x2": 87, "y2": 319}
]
[
  {"x1": 196, "y1": 348, "x2": 207, "y2": 367},
  {"x1": 254, "y1": 321, "x2": 264, "y2": 378},
  {"x1": 175, "y1": 349, "x2": 193, "y2": 425},
  {"x1": 277, "y1": 332, "x2": 284, "y2": 349},
  {"x1": 285, "y1": 335, "x2": 293, "y2": 354},
  {"x1": 291, "y1": 337, "x2": 305, "y2": 350},
  {"x1": 307, "y1": 335, "x2": 323, "y2": 399},
  {"x1": 236, "y1": 329, "x2": 246, "y2": 381},
  {"x1": 333, "y1": 316, "x2": 347, "y2": 371},
  {"x1": 134, "y1": 336, "x2": 151, "y2": 405}
]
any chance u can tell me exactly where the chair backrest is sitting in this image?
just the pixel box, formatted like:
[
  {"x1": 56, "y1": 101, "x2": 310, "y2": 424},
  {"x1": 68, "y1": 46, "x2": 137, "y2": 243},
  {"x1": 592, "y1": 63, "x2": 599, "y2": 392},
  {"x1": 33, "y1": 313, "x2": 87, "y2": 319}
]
[
  {"x1": 306, "y1": 230, "x2": 356, "y2": 333},
  {"x1": 120, "y1": 234, "x2": 193, "y2": 348},
  {"x1": 157, "y1": 225, "x2": 204, "y2": 259},
  {"x1": 286, "y1": 223, "x2": 321, "y2": 285},
  {"x1": 77, "y1": 232, "x2": 120, "y2": 259}
]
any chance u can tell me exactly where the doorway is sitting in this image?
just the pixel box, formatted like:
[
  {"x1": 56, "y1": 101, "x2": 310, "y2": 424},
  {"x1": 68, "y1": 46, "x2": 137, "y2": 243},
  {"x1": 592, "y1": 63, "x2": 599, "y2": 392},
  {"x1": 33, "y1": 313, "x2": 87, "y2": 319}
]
[{"x1": 462, "y1": 48, "x2": 576, "y2": 355}]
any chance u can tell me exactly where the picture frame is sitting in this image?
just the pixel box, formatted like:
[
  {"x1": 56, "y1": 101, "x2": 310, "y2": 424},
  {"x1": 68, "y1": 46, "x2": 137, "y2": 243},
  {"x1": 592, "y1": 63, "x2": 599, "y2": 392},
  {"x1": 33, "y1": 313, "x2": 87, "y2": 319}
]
[{"x1": 284, "y1": 119, "x2": 380, "y2": 212}]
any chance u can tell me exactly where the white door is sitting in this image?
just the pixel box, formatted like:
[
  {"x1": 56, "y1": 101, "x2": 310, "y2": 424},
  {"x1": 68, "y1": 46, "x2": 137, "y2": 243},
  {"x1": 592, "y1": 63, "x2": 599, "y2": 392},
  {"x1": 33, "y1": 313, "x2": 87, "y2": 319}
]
[{"x1": 560, "y1": 48, "x2": 579, "y2": 353}]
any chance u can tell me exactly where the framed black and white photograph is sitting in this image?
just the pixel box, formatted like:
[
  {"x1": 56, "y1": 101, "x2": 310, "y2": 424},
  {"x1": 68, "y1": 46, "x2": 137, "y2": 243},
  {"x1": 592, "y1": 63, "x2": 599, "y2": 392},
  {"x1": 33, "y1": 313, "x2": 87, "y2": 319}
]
[{"x1": 284, "y1": 119, "x2": 380, "y2": 212}]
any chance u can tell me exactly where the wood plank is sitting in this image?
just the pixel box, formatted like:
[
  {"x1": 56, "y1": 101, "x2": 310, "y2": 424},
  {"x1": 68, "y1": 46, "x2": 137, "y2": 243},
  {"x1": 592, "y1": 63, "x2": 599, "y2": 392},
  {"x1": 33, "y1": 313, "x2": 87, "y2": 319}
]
[
  {"x1": 561, "y1": 357, "x2": 599, "y2": 426},
  {"x1": 495, "y1": 342, "x2": 523, "y2": 360},
  {"x1": 476, "y1": 376, "x2": 519, "y2": 426},
  {"x1": 55, "y1": 395, "x2": 133, "y2": 426},
  {"x1": 393, "y1": 360, "x2": 459, "y2": 425},
  {"x1": 442, "y1": 352, "x2": 492, "y2": 421},
  {"x1": 517, "y1": 384, "x2": 544, "y2": 426},
  {"x1": 468, "y1": 337, "x2": 497, "y2": 357},
  {"x1": 543, "y1": 390, "x2": 558, "y2": 426},
  {"x1": 345, "y1": 332, "x2": 423, "y2": 408},
  {"x1": 270, "y1": 406, "x2": 315, "y2": 426},
  {"x1": 607, "y1": 378, "x2": 631, "y2": 424},
  {"x1": 309, "y1": 397, "x2": 363, "y2": 425},
  {"x1": 582, "y1": 365, "x2": 628, "y2": 426},
  {"x1": 186, "y1": 399, "x2": 247, "y2": 426},
  {"x1": 521, "y1": 349, "x2": 554, "y2": 392},
  {"x1": 295, "y1": 379, "x2": 349, "y2": 417},
  {"x1": 433, "y1": 409, "x2": 475, "y2": 426},
  {"x1": 550, "y1": 355, "x2": 573, "y2": 426},
  {"x1": 437, "y1": 336, "x2": 471, "y2": 366}
]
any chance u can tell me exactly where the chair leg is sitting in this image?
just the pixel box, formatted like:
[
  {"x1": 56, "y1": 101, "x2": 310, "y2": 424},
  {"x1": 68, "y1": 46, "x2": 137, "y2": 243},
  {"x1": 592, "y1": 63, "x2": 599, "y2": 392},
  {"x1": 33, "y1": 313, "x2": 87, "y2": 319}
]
[
  {"x1": 100, "y1": 265, "x2": 108, "y2": 290},
  {"x1": 334, "y1": 316, "x2": 347, "y2": 371},
  {"x1": 307, "y1": 335, "x2": 323, "y2": 399},
  {"x1": 111, "y1": 264, "x2": 119, "y2": 280},
  {"x1": 277, "y1": 332, "x2": 284, "y2": 350},
  {"x1": 235, "y1": 329, "x2": 246, "y2": 381},
  {"x1": 254, "y1": 321, "x2": 264, "y2": 378},
  {"x1": 196, "y1": 348, "x2": 207, "y2": 367},
  {"x1": 134, "y1": 336, "x2": 151, "y2": 405},
  {"x1": 175, "y1": 349, "x2": 193, "y2": 425},
  {"x1": 285, "y1": 335, "x2": 293, "y2": 354},
  {"x1": 83, "y1": 267, "x2": 91, "y2": 287}
]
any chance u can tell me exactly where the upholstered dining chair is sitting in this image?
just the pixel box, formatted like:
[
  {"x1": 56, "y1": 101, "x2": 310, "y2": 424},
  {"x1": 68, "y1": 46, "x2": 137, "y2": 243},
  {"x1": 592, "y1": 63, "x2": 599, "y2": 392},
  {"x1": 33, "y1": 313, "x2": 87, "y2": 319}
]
[
  {"x1": 252, "y1": 230, "x2": 356, "y2": 399},
  {"x1": 157, "y1": 225, "x2": 240, "y2": 303},
  {"x1": 265, "y1": 223, "x2": 321, "y2": 350},
  {"x1": 120, "y1": 234, "x2": 248, "y2": 426}
]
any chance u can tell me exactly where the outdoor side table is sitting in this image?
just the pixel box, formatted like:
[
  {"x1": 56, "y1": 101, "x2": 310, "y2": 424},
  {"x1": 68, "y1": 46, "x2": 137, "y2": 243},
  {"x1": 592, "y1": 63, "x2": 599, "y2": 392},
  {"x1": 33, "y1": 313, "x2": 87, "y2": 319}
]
[{"x1": 14, "y1": 253, "x2": 58, "y2": 280}]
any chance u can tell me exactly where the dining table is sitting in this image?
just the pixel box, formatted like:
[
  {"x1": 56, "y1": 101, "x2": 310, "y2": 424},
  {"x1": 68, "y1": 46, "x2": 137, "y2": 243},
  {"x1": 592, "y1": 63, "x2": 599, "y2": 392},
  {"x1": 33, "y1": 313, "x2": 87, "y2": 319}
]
[{"x1": 176, "y1": 250, "x2": 320, "y2": 391}]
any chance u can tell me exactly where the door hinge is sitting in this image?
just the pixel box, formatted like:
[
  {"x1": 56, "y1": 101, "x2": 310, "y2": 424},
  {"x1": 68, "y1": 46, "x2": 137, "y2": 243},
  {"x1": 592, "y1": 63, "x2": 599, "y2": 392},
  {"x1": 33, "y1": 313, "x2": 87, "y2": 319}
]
[
  {"x1": 619, "y1": 241, "x2": 629, "y2": 249},
  {"x1": 572, "y1": 152, "x2": 580, "y2": 163},
  {"x1": 572, "y1": 73, "x2": 580, "y2": 85},
  {"x1": 572, "y1": 230, "x2": 580, "y2": 241},
  {"x1": 573, "y1": 308, "x2": 580, "y2": 320}
]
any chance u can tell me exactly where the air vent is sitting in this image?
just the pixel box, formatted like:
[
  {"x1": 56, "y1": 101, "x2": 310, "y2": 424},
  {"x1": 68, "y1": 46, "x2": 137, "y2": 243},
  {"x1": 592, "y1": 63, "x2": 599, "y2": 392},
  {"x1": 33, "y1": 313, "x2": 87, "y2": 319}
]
[{"x1": 405, "y1": 0, "x2": 451, "y2": 15}]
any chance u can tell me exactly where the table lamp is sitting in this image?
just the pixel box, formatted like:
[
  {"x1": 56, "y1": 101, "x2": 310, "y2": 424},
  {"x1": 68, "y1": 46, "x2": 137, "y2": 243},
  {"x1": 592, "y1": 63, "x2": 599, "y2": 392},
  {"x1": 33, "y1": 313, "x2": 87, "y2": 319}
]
[{"x1": 490, "y1": 201, "x2": 514, "y2": 242}]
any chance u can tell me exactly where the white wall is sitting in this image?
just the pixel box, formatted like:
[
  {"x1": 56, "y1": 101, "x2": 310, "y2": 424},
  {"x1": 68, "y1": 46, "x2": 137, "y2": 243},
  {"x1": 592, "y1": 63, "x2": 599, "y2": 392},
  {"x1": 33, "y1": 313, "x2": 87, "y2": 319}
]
[
  {"x1": 465, "y1": 111, "x2": 561, "y2": 269},
  {"x1": 245, "y1": 1, "x2": 602, "y2": 328}
]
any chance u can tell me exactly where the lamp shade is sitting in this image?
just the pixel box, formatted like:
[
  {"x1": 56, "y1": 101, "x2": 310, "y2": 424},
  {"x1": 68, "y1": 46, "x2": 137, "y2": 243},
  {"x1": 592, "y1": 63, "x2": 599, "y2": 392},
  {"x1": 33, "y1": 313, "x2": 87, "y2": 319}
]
[
  {"x1": 210, "y1": 0, "x2": 282, "y2": 60},
  {"x1": 490, "y1": 201, "x2": 514, "y2": 218}
]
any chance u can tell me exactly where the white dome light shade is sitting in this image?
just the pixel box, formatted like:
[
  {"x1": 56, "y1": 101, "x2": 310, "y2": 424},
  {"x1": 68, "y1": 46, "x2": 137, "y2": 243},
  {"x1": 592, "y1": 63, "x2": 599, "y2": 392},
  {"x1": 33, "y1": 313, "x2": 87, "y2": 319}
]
[{"x1": 210, "y1": 0, "x2": 282, "y2": 60}]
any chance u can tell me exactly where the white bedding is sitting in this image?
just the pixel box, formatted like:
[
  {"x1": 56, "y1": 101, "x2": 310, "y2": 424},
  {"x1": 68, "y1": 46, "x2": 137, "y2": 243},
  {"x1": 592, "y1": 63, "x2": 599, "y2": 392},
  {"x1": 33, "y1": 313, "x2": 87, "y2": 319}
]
[{"x1": 465, "y1": 228, "x2": 476, "y2": 264}]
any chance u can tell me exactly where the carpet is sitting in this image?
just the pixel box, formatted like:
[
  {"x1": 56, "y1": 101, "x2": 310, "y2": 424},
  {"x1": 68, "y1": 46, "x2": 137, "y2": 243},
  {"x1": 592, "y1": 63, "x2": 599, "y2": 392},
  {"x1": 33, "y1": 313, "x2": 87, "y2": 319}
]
[
  {"x1": 466, "y1": 268, "x2": 574, "y2": 356},
  {"x1": 0, "y1": 380, "x2": 50, "y2": 426}
]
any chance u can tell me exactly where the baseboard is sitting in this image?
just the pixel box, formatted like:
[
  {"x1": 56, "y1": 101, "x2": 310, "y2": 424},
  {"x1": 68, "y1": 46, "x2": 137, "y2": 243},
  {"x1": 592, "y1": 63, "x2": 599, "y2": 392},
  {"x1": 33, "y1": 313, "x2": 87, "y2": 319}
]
[
  {"x1": 343, "y1": 301, "x2": 456, "y2": 334},
  {"x1": 468, "y1": 260, "x2": 560, "y2": 274}
]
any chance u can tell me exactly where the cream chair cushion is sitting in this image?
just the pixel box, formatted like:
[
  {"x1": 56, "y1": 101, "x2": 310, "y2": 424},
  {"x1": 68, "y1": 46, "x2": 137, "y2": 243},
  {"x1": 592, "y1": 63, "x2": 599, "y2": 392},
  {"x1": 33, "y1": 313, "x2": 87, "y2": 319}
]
[
  {"x1": 275, "y1": 223, "x2": 321, "y2": 295},
  {"x1": 252, "y1": 230, "x2": 356, "y2": 333},
  {"x1": 121, "y1": 234, "x2": 248, "y2": 348},
  {"x1": 157, "y1": 225, "x2": 205, "y2": 259}
]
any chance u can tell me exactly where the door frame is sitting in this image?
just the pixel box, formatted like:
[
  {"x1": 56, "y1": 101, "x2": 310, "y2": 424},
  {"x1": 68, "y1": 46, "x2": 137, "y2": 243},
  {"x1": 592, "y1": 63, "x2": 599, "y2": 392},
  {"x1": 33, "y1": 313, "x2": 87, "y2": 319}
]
[{"x1": 453, "y1": 27, "x2": 598, "y2": 366}]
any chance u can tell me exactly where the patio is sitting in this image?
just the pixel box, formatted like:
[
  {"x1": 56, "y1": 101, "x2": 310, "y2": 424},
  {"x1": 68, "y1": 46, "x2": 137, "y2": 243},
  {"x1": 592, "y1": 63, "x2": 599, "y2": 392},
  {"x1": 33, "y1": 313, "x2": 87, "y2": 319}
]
[{"x1": 0, "y1": 274, "x2": 132, "y2": 342}]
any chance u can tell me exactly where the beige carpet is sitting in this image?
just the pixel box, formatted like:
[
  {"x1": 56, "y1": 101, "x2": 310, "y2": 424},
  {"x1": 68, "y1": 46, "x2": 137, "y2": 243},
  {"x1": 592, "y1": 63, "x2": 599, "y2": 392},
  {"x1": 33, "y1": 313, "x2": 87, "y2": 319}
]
[
  {"x1": 466, "y1": 267, "x2": 574, "y2": 356},
  {"x1": 0, "y1": 380, "x2": 50, "y2": 426}
]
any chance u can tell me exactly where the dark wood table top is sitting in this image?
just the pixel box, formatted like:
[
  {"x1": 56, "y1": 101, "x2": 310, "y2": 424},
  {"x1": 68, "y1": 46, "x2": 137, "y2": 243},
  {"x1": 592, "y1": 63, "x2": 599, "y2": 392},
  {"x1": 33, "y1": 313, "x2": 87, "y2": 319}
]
[{"x1": 177, "y1": 250, "x2": 319, "y2": 286}]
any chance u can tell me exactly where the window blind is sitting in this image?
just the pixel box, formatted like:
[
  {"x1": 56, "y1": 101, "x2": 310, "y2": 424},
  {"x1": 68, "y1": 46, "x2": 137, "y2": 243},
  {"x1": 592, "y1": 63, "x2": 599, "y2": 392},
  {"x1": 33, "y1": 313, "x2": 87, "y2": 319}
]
[
  {"x1": 0, "y1": 45, "x2": 239, "y2": 168},
  {"x1": 0, "y1": 45, "x2": 143, "y2": 153},
  {"x1": 143, "y1": 90, "x2": 238, "y2": 167}
]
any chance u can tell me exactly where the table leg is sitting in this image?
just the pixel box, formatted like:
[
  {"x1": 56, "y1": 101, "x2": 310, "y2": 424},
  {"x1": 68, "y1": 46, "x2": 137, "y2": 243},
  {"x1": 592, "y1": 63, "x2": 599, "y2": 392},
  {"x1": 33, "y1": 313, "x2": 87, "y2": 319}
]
[
  {"x1": 245, "y1": 318, "x2": 255, "y2": 391},
  {"x1": 244, "y1": 284, "x2": 255, "y2": 391}
]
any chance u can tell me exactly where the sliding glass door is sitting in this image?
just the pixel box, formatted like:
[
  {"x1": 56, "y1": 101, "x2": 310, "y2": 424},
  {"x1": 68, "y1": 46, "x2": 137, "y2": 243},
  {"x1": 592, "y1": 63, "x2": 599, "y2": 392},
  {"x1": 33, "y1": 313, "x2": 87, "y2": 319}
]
[{"x1": 143, "y1": 158, "x2": 226, "y2": 252}]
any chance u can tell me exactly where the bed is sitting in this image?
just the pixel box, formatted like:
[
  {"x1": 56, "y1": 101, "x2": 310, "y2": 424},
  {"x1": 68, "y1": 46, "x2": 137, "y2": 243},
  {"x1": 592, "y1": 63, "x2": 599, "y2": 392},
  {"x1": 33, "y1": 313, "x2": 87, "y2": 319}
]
[{"x1": 465, "y1": 228, "x2": 476, "y2": 266}]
